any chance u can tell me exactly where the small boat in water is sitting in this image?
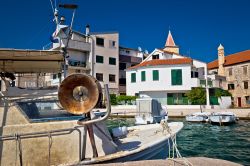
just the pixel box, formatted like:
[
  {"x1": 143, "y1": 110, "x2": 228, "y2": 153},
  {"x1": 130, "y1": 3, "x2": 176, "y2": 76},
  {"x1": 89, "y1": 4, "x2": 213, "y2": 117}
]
[
  {"x1": 186, "y1": 112, "x2": 211, "y2": 123},
  {"x1": 135, "y1": 98, "x2": 168, "y2": 125},
  {"x1": 209, "y1": 112, "x2": 238, "y2": 125}
]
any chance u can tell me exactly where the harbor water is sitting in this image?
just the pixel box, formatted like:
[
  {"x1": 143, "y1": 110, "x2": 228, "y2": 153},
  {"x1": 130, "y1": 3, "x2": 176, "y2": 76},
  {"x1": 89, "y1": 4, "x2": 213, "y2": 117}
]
[{"x1": 106, "y1": 118, "x2": 250, "y2": 165}]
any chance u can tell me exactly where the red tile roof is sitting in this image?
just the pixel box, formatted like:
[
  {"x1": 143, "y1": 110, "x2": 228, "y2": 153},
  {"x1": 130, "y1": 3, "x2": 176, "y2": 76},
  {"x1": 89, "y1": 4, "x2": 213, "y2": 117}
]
[
  {"x1": 208, "y1": 50, "x2": 250, "y2": 69},
  {"x1": 127, "y1": 58, "x2": 192, "y2": 70}
]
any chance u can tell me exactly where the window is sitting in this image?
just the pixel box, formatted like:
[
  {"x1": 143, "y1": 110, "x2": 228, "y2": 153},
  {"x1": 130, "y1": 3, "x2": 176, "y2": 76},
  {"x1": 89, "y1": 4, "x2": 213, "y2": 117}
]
[
  {"x1": 109, "y1": 40, "x2": 116, "y2": 48},
  {"x1": 152, "y1": 70, "x2": 159, "y2": 81},
  {"x1": 109, "y1": 74, "x2": 116, "y2": 82},
  {"x1": 96, "y1": 37, "x2": 104, "y2": 46},
  {"x1": 246, "y1": 96, "x2": 250, "y2": 104},
  {"x1": 119, "y1": 78, "x2": 126, "y2": 85},
  {"x1": 152, "y1": 54, "x2": 159, "y2": 59},
  {"x1": 243, "y1": 66, "x2": 248, "y2": 75},
  {"x1": 191, "y1": 71, "x2": 198, "y2": 78},
  {"x1": 171, "y1": 69, "x2": 182, "y2": 85},
  {"x1": 53, "y1": 74, "x2": 57, "y2": 79},
  {"x1": 131, "y1": 73, "x2": 136, "y2": 83},
  {"x1": 109, "y1": 57, "x2": 116, "y2": 65},
  {"x1": 96, "y1": 55, "x2": 104, "y2": 63},
  {"x1": 141, "y1": 71, "x2": 146, "y2": 82},
  {"x1": 125, "y1": 50, "x2": 130, "y2": 54},
  {"x1": 119, "y1": 63, "x2": 126, "y2": 70},
  {"x1": 96, "y1": 73, "x2": 103, "y2": 81},
  {"x1": 167, "y1": 93, "x2": 188, "y2": 105},
  {"x1": 228, "y1": 68, "x2": 232, "y2": 76},
  {"x1": 244, "y1": 81, "x2": 248, "y2": 89},
  {"x1": 228, "y1": 83, "x2": 235, "y2": 90}
]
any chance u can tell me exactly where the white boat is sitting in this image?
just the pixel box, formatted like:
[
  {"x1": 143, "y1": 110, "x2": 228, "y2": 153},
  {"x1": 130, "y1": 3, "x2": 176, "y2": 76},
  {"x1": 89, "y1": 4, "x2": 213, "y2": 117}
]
[
  {"x1": 0, "y1": 75, "x2": 183, "y2": 166},
  {"x1": 186, "y1": 112, "x2": 211, "y2": 123},
  {"x1": 210, "y1": 112, "x2": 237, "y2": 125},
  {"x1": 76, "y1": 122, "x2": 183, "y2": 164},
  {"x1": 135, "y1": 98, "x2": 168, "y2": 125}
]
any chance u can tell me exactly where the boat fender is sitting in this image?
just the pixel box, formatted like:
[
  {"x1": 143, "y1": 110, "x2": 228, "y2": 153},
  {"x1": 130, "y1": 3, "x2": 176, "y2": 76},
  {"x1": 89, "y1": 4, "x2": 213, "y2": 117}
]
[{"x1": 111, "y1": 126, "x2": 128, "y2": 138}]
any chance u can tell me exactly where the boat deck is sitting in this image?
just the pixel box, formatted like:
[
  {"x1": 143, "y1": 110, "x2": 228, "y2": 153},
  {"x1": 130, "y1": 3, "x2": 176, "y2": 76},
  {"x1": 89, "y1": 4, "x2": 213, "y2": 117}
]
[{"x1": 77, "y1": 122, "x2": 183, "y2": 165}]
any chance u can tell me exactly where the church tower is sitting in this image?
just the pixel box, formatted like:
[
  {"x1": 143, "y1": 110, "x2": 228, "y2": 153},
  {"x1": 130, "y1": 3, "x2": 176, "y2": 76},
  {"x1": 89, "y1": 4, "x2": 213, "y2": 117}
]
[
  {"x1": 163, "y1": 30, "x2": 179, "y2": 54},
  {"x1": 218, "y1": 44, "x2": 225, "y2": 76}
]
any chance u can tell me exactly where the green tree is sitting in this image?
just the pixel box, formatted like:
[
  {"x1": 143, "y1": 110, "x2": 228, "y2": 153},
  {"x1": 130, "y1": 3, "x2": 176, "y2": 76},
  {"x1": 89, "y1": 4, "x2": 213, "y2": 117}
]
[
  {"x1": 110, "y1": 94, "x2": 118, "y2": 105},
  {"x1": 215, "y1": 88, "x2": 232, "y2": 98},
  {"x1": 117, "y1": 95, "x2": 137, "y2": 104},
  {"x1": 185, "y1": 87, "x2": 206, "y2": 105}
]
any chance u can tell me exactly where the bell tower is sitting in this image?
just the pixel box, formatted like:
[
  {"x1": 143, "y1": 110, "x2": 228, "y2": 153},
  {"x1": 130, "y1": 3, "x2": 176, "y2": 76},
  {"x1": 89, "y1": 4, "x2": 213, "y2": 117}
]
[
  {"x1": 218, "y1": 44, "x2": 225, "y2": 76},
  {"x1": 163, "y1": 30, "x2": 179, "y2": 54}
]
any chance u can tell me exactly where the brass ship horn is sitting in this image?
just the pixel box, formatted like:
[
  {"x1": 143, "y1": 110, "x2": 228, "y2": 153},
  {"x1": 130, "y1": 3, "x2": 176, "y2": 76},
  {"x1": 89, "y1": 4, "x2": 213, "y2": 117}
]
[{"x1": 58, "y1": 73, "x2": 102, "y2": 115}]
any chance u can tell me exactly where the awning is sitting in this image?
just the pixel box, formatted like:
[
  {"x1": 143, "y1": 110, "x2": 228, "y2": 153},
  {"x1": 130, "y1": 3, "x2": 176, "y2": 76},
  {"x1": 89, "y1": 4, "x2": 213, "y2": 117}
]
[{"x1": 0, "y1": 49, "x2": 64, "y2": 73}]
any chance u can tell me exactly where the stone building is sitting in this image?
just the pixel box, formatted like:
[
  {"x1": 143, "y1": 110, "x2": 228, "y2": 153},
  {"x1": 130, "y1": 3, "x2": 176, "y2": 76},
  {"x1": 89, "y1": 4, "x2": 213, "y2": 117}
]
[{"x1": 208, "y1": 45, "x2": 250, "y2": 107}]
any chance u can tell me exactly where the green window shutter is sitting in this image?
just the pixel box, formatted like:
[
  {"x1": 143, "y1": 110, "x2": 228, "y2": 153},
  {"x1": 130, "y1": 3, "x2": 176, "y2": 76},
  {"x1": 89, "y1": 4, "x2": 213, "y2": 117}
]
[
  {"x1": 177, "y1": 70, "x2": 182, "y2": 85},
  {"x1": 200, "y1": 80, "x2": 206, "y2": 85},
  {"x1": 167, "y1": 93, "x2": 174, "y2": 105},
  {"x1": 172, "y1": 69, "x2": 182, "y2": 85},
  {"x1": 141, "y1": 71, "x2": 146, "y2": 81},
  {"x1": 131, "y1": 73, "x2": 136, "y2": 83},
  {"x1": 171, "y1": 70, "x2": 176, "y2": 85},
  {"x1": 153, "y1": 70, "x2": 159, "y2": 81},
  {"x1": 208, "y1": 80, "x2": 212, "y2": 87},
  {"x1": 96, "y1": 55, "x2": 104, "y2": 63},
  {"x1": 109, "y1": 57, "x2": 116, "y2": 65}
]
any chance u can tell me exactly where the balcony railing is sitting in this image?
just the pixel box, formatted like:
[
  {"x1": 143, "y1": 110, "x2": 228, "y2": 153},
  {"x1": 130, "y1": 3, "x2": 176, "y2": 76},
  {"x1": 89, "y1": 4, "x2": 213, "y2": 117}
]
[
  {"x1": 68, "y1": 59, "x2": 89, "y2": 68},
  {"x1": 43, "y1": 39, "x2": 91, "y2": 52}
]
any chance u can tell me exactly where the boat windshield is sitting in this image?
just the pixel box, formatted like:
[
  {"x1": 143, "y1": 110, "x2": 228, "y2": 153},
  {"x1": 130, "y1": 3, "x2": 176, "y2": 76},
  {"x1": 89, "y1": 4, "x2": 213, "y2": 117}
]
[{"x1": 17, "y1": 100, "x2": 82, "y2": 122}]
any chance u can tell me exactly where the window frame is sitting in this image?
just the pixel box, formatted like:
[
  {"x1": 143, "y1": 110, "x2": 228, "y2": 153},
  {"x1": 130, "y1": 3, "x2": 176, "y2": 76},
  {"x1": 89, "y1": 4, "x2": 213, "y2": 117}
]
[
  {"x1": 131, "y1": 73, "x2": 136, "y2": 83},
  {"x1": 141, "y1": 71, "x2": 146, "y2": 82},
  {"x1": 96, "y1": 73, "x2": 103, "y2": 82},
  {"x1": 109, "y1": 74, "x2": 116, "y2": 83},
  {"x1": 152, "y1": 70, "x2": 159, "y2": 81},
  {"x1": 109, "y1": 57, "x2": 116, "y2": 65},
  {"x1": 96, "y1": 55, "x2": 104, "y2": 63},
  {"x1": 244, "y1": 81, "x2": 248, "y2": 89},
  {"x1": 96, "y1": 37, "x2": 104, "y2": 47},
  {"x1": 171, "y1": 69, "x2": 182, "y2": 85}
]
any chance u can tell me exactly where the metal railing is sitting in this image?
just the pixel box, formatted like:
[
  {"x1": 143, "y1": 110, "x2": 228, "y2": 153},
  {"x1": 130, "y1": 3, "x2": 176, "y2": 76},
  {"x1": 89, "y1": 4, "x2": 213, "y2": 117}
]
[{"x1": 0, "y1": 126, "x2": 83, "y2": 166}]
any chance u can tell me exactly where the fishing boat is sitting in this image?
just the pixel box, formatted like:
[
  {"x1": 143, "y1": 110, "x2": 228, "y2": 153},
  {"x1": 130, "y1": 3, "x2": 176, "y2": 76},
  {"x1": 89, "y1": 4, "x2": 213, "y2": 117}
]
[
  {"x1": 209, "y1": 111, "x2": 238, "y2": 125},
  {"x1": 0, "y1": 74, "x2": 183, "y2": 166},
  {"x1": 186, "y1": 112, "x2": 211, "y2": 123}
]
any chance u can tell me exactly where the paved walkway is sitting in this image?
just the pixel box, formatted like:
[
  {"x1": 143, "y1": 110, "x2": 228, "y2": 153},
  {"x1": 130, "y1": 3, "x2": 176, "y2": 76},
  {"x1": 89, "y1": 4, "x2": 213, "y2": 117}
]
[
  {"x1": 95, "y1": 106, "x2": 250, "y2": 120},
  {"x1": 87, "y1": 157, "x2": 242, "y2": 166}
]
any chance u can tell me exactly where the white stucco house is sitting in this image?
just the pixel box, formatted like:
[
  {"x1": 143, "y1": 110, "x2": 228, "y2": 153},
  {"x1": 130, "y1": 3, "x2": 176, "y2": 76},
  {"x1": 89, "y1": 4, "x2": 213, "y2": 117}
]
[{"x1": 126, "y1": 31, "x2": 222, "y2": 108}]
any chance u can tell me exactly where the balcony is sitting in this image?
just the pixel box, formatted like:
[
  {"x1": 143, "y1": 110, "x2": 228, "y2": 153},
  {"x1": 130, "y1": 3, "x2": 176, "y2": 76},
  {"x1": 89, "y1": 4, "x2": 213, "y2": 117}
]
[
  {"x1": 68, "y1": 59, "x2": 90, "y2": 70},
  {"x1": 191, "y1": 78, "x2": 213, "y2": 88},
  {"x1": 44, "y1": 39, "x2": 91, "y2": 52}
]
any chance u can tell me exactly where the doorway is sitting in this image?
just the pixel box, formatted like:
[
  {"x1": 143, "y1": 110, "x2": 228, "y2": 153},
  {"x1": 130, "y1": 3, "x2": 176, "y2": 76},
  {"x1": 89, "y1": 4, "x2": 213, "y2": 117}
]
[{"x1": 237, "y1": 97, "x2": 242, "y2": 107}]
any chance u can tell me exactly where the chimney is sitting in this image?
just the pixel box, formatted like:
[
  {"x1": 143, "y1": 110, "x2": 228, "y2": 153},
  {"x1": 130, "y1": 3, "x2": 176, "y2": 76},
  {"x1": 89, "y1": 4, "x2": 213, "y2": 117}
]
[
  {"x1": 86, "y1": 24, "x2": 90, "y2": 36},
  {"x1": 218, "y1": 44, "x2": 225, "y2": 76}
]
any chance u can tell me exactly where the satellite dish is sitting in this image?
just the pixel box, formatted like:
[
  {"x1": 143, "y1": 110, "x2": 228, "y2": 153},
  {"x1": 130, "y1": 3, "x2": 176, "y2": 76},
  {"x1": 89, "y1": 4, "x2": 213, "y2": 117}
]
[
  {"x1": 138, "y1": 47, "x2": 142, "y2": 52},
  {"x1": 145, "y1": 50, "x2": 149, "y2": 54}
]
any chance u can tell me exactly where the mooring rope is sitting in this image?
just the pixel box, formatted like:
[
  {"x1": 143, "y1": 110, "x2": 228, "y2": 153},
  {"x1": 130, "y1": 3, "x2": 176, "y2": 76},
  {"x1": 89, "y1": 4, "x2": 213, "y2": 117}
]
[
  {"x1": 162, "y1": 120, "x2": 193, "y2": 166},
  {"x1": 48, "y1": 132, "x2": 53, "y2": 166},
  {"x1": 14, "y1": 133, "x2": 23, "y2": 166}
]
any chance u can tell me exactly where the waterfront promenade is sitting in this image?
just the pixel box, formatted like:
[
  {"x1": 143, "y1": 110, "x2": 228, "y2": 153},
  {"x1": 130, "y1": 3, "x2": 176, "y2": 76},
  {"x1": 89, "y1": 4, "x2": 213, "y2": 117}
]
[
  {"x1": 95, "y1": 105, "x2": 250, "y2": 120},
  {"x1": 88, "y1": 157, "x2": 241, "y2": 166}
]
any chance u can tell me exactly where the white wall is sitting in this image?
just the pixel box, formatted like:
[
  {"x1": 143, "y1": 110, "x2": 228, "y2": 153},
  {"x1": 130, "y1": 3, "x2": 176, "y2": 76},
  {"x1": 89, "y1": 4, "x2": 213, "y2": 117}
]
[{"x1": 126, "y1": 64, "x2": 192, "y2": 95}]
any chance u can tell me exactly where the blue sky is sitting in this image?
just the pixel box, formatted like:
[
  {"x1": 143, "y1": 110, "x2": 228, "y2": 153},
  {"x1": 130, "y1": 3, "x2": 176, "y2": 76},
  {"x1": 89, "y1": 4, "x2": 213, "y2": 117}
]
[{"x1": 0, "y1": 0, "x2": 249, "y2": 62}]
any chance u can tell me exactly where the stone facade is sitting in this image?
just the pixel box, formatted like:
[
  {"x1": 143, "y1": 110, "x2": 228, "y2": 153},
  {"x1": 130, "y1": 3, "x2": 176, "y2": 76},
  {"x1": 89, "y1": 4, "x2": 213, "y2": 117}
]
[{"x1": 208, "y1": 45, "x2": 250, "y2": 107}]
